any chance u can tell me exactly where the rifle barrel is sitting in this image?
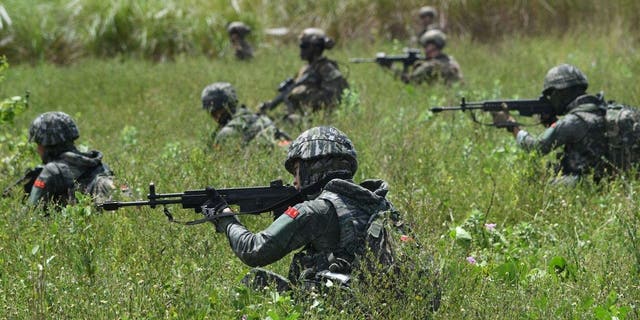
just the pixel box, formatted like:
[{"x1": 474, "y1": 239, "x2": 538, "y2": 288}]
[{"x1": 349, "y1": 58, "x2": 377, "y2": 63}]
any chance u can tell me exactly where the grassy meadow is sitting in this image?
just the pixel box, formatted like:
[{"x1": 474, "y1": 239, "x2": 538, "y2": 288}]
[{"x1": 1, "y1": 4, "x2": 640, "y2": 320}]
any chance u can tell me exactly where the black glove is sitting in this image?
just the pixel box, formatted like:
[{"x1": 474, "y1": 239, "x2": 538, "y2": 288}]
[{"x1": 201, "y1": 187, "x2": 228, "y2": 219}]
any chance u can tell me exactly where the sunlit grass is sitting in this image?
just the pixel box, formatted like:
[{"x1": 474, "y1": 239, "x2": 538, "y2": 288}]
[{"x1": 0, "y1": 28, "x2": 639, "y2": 318}]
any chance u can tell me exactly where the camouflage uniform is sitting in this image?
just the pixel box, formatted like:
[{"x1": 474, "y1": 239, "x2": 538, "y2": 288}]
[
  {"x1": 404, "y1": 29, "x2": 462, "y2": 85},
  {"x1": 214, "y1": 107, "x2": 286, "y2": 147},
  {"x1": 285, "y1": 28, "x2": 349, "y2": 116},
  {"x1": 27, "y1": 112, "x2": 114, "y2": 207},
  {"x1": 288, "y1": 57, "x2": 349, "y2": 113},
  {"x1": 209, "y1": 127, "x2": 394, "y2": 290},
  {"x1": 417, "y1": 6, "x2": 441, "y2": 34},
  {"x1": 201, "y1": 82, "x2": 289, "y2": 148},
  {"x1": 508, "y1": 64, "x2": 608, "y2": 184},
  {"x1": 516, "y1": 95, "x2": 608, "y2": 182},
  {"x1": 406, "y1": 54, "x2": 462, "y2": 85},
  {"x1": 227, "y1": 22, "x2": 254, "y2": 60}
]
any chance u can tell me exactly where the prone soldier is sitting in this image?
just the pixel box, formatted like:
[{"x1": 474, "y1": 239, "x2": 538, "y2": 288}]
[{"x1": 201, "y1": 82, "x2": 290, "y2": 148}]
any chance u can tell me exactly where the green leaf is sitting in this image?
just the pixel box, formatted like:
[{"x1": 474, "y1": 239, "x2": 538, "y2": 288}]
[{"x1": 493, "y1": 261, "x2": 518, "y2": 284}]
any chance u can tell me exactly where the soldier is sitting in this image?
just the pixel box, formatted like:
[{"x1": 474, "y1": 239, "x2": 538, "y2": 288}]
[
  {"x1": 27, "y1": 111, "x2": 114, "y2": 209},
  {"x1": 410, "y1": 6, "x2": 442, "y2": 46},
  {"x1": 383, "y1": 29, "x2": 462, "y2": 85},
  {"x1": 201, "y1": 82, "x2": 290, "y2": 148},
  {"x1": 492, "y1": 64, "x2": 609, "y2": 185},
  {"x1": 200, "y1": 126, "x2": 398, "y2": 291},
  {"x1": 418, "y1": 6, "x2": 441, "y2": 33},
  {"x1": 227, "y1": 21, "x2": 254, "y2": 60},
  {"x1": 260, "y1": 28, "x2": 349, "y2": 122}
]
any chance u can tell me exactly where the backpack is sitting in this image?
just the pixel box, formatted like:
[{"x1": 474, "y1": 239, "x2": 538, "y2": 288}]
[
  {"x1": 361, "y1": 207, "x2": 418, "y2": 274},
  {"x1": 604, "y1": 103, "x2": 640, "y2": 171}
]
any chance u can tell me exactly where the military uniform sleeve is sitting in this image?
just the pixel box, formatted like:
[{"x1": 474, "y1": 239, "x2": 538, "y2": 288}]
[
  {"x1": 222, "y1": 199, "x2": 334, "y2": 267},
  {"x1": 26, "y1": 164, "x2": 70, "y2": 206},
  {"x1": 289, "y1": 61, "x2": 348, "y2": 109},
  {"x1": 214, "y1": 125, "x2": 242, "y2": 146},
  {"x1": 516, "y1": 114, "x2": 589, "y2": 154}
]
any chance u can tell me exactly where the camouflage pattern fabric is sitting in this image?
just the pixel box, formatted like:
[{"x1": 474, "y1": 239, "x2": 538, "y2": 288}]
[
  {"x1": 287, "y1": 57, "x2": 349, "y2": 114},
  {"x1": 542, "y1": 64, "x2": 588, "y2": 93},
  {"x1": 29, "y1": 112, "x2": 79, "y2": 146},
  {"x1": 213, "y1": 107, "x2": 285, "y2": 147},
  {"x1": 404, "y1": 53, "x2": 462, "y2": 85},
  {"x1": 201, "y1": 82, "x2": 238, "y2": 113},
  {"x1": 227, "y1": 22, "x2": 253, "y2": 60},
  {"x1": 216, "y1": 178, "x2": 391, "y2": 287},
  {"x1": 284, "y1": 126, "x2": 357, "y2": 175},
  {"x1": 231, "y1": 39, "x2": 254, "y2": 60},
  {"x1": 28, "y1": 149, "x2": 114, "y2": 207},
  {"x1": 517, "y1": 94, "x2": 608, "y2": 180}
]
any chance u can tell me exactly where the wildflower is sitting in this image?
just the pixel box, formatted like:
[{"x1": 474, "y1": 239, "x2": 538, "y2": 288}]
[
  {"x1": 466, "y1": 256, "x2": 477, "y2": 265},
  {"x1": 484, "y1": 223, "x2": 496, "y2": 231}
]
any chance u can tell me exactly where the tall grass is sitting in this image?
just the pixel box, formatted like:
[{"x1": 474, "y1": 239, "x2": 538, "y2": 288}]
[
  {"x1": 0, "y1": 0, "x2": 639, "y2": 64},
  {"x1": 0, "y1": 27, "x2": 639, "y2": 318}
]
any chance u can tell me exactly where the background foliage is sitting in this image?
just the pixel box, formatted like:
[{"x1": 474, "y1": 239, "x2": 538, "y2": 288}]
[
  {"x1": 0, "y1": 1, "x2": 639, "y2": 319},
  {"x1": 1, "y1": 0, "x2": 640, "y2": 64}
]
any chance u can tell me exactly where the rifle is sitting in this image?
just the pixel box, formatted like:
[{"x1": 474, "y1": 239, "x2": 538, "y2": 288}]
[
  {"x1": 97, "y1": 179, "x2": 303, "y2": 225},
  {"x1": 259, "y1": 72, "x2": 315, "y2": 115},
  {"x1": 430, "y1": 96, "x2": 558, "y2": 127},
  {"x1": 2, "y1": 165, "x2": 43, "y2": 197},
  {"x1": 350, "y1": 48, "x2": 426, "y2": 73}
]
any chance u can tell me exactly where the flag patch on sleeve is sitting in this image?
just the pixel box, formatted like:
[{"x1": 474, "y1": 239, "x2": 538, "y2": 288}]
[
  {"x1": 284, "y1": 206, "x2": 299, "y2": 219},
  {"x1": 34, "y1": 179, "x2": 46, "y2": 189}
]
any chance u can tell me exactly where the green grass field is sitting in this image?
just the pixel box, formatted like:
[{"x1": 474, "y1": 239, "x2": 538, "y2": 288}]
[{"x1": 1, "y1": 22, "x2": 640, "y2": 319}]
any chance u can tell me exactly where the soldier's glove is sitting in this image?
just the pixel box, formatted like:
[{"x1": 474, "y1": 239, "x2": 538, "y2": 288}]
[
  {"x1": 201, "y1": 187, "x2": 235, "y2": 233},
  {"x1": 490, "y1": 105, "x2": 517, "y2": 131}
]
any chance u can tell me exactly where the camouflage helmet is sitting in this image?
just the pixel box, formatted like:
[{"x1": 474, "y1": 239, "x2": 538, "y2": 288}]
[
  {"x1": 28, "y1": 111, "x2": 80, "y2": 146},
  {"x1": 542, "y1": 64, "x2": 588, "y2": 94},
  {"x1": 201, "y1": 82, "x2": 238, "y2": 113},
  {"x1": 284, "y1": 126, "x2": 357, "y2": 175},
  {"x1": 419, "y1": 29, "x2": 447, "y2": 49},
  {"x1": 299, "y1": 28, "x2": 335, "y2": 49},
  {"x1": 227, "y1": 21, "x2": 251, "y2": 37},
  {"x1": 419, "y1": 6, "x2": 437, "y2": 18}
]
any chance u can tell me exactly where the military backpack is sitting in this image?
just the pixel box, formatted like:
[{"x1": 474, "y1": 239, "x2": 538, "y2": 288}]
[{"x1": 603, "y1": 103, "x2": 640, "y2": 171}]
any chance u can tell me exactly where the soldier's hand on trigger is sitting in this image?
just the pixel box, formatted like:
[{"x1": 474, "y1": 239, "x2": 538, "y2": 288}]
[
  {"x1": 490, "y1": 103, "x2": 517, "y2": 130},
  {"x1": 201, "y1": 187, "x2": 231, "y2": 233}
]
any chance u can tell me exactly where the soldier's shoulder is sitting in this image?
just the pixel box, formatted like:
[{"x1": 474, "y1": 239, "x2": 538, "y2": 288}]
[
  {"x1": 41, "y1": 161, "x2": 69, "y2": 178},
  {"x1": 316, "y1": 58, "x2": 343, "y2": 80},
  {"x1": 294, "y1": 197, "x2": 334, "y2": 217}
]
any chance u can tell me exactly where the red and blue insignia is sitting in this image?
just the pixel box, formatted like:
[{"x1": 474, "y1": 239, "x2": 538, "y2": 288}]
[
  {"x1": 33, "y1": 179, "x2": 46, "y2": 189},
  {"x1": 284, "y1": 206, "x2": 299, "y2": 219}
]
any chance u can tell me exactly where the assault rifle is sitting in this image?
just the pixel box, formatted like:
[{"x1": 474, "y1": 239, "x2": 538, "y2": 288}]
[
  {"x1": 350, "y1": 48, "x2": 426, "y2": 73},
  {"x1": 97, "y1": 179, "x2": 303, "y2": 225},
  {"x1": 430, "y1": 96, "x2": 558, "y2": 127},
  {"x1": 2, "y1": 165, "x2": 43, "y2": 197},
  {"x1": 259, "y1": 72, "x2": 316, "y2": 114}
]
